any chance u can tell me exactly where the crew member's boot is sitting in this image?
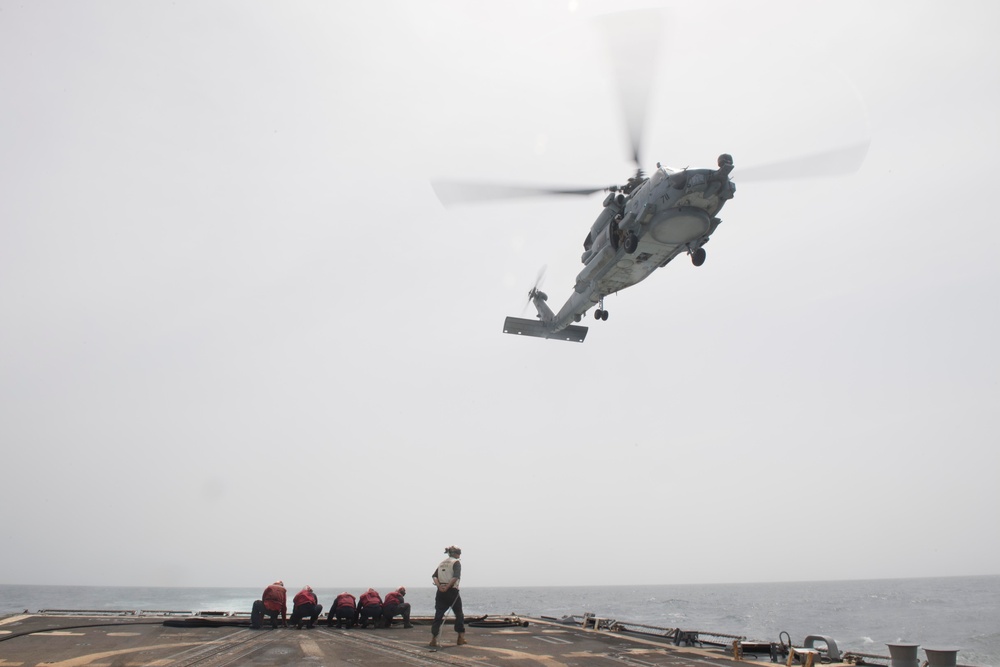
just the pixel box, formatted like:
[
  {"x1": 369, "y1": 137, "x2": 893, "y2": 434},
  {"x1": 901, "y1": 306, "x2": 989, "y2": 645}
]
[
  {"x1": 429, "y1": 635, "x2": 439, "y2": 648},
  {"x1": 456, "y1": 632, "x2": 468, "y2": 646}
]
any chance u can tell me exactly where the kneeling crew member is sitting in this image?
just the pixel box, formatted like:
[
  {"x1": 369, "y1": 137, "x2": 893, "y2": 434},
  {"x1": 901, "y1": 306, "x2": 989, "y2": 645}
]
[
  {"x1": 262, "y1": 580, "x2": 288, "y2": 629},
  {"x1": 290, "y1": 585, "x2": 323, "y2": 629},
  {"x1": 382, "y1": 586, "x2": 412, "y2": 628},
  {"x1": 328, "y1": 592, "x2": 358, "y2": 628},
  {"x1": 357, "y1": 588, "x2": 383, "y2": 629}
]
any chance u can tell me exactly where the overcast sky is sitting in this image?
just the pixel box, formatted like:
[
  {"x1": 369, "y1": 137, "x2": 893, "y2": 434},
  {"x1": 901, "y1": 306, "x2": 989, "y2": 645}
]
[{"x1": 2, "y1": 1, "x2": 998, "y2": 590}]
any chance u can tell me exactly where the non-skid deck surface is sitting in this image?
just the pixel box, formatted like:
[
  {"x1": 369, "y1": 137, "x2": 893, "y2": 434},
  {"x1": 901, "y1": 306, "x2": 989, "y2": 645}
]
[{"x1": 0, "y1": 614, "x2": 762, "y2": 666}]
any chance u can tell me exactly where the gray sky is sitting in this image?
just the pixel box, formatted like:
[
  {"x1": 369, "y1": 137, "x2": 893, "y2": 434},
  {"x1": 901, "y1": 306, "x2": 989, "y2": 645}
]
[{"x1": 2, "y1": 0, "x2": 998, "y2": 590}]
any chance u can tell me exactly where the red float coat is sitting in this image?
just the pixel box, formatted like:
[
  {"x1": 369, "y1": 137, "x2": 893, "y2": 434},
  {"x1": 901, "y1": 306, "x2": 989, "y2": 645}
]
[
  {"x1": 334, "y1": 593, "x2": 357, "y2": 610},
  {"x1": 384, "y1": 590, "x2": 405, "y2": 606},
  {"x1": 359, "y1": 589, "x2": 382, "y2": 607},
  {"x1": 262, "y1": 584, "x2": 287, "y2": 614},
  {"x1": 293, "y1": 588, "x2": 317, "y2": 606}
]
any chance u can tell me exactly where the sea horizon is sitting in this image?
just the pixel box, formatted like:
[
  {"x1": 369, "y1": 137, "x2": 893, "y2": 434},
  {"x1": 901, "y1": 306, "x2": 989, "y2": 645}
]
[{"x1": 5, "y1": 572, "x2": 997, "y2": 590}]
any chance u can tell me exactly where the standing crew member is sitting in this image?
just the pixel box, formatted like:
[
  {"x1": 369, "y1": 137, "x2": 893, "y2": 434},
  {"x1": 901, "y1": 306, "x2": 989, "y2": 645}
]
[
  {"x1": 290, "y1": 585, "x2": 323, "y2": 629},
  {"x1": 382, "y1": 586, "x2": 412, "y2": 628},
  {"x1": 261, "y1": 580, "x2": 288, "y2": 629},
  {"x1": 429, "y1": 545, "x2": 465, "y2": 647}
]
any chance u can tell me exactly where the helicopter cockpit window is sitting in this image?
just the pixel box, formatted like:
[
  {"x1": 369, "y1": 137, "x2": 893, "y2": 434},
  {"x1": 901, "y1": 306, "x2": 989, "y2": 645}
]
[{"x1": 650, "y1": 168, "x2": 667, "y2": 187}]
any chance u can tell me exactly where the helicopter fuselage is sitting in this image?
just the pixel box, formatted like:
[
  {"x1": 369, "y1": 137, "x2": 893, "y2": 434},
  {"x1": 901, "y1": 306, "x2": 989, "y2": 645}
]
[{"x1": 504, "y1": 156, "x2": 735, "y2": 342}]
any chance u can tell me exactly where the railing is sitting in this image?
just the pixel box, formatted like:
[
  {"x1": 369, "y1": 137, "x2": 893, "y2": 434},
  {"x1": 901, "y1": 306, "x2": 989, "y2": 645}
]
[{"x1": 36, "y1": 609, "x2": 245, "y2": 618}]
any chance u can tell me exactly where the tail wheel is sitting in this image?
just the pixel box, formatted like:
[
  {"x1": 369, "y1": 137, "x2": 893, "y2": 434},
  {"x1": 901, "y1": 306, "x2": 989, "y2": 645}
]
[
  {"x1": 691, "y1": 247, "x2": 706, "y2": 266},
  {"x1": 594, "y1": 308, "x2": 604, "y2": 320}
]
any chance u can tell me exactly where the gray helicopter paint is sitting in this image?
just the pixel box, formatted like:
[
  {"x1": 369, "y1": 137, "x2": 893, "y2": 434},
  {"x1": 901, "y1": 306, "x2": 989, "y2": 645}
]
[{"x1": 514, "y1": 162, "x2": 734, "y2": 339}]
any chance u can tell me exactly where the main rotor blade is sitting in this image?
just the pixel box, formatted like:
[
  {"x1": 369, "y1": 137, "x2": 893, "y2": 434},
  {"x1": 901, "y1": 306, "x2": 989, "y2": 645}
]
[
  {"x1": 431, "y1": 180, "x2": 609, "y2": 207},
  {"x1": 735, "y1": 141, "x2": 870, "y2": 182},
  {"x1": 598, "y1": 9, "x2": 665, "y2": 169}
]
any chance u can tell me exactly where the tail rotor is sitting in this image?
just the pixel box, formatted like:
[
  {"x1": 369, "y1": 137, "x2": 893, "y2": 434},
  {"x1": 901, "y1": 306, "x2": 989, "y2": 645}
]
[{"x1": 523, "y1": 265, "x2": 547, "y2": 314}]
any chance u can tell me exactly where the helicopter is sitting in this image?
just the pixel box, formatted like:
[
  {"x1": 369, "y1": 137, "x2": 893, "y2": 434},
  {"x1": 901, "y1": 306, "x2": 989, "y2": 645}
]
[
  {"x1": 432, "y1": 11, "x2": 866, "y2": 343},
  {"x1": 514, "y1": 154, "x2": 734, "y2": 342}
]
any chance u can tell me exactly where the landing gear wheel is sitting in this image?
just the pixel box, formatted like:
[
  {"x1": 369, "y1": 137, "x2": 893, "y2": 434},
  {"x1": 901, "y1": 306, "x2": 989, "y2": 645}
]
[
  {"x1": 595, "y1": 298, "x2": 610, "y2": 321},
  {"x1": 691, "y1": 247, "x2": 706, "y2": 266},
  {"x1": 624, "y1": 232, "x2": 638, "y2": 254}
]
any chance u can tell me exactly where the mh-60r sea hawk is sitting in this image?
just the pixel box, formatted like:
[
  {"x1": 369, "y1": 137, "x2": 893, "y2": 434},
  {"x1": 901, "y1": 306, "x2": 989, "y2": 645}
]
[
  {"x1": 508, "y1": 155, "x2": 734, "y2": 342},
  {"x1": 432, "y1": 10, "x2": 865, "y2": 343}
]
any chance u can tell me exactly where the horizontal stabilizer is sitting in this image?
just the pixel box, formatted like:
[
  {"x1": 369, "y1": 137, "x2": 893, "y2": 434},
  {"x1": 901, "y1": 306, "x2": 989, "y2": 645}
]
[{"x1": 503, "y1": 317, "x2": 588, "y2": 343}]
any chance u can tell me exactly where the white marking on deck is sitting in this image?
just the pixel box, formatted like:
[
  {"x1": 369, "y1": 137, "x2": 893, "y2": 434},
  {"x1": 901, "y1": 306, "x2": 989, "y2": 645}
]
[
  {"x1": 299, "y1": 637, "x2": 323, "y2": 656},
  {"x1": 535, "y1": 636, "x2": 573, "y2": 644}
]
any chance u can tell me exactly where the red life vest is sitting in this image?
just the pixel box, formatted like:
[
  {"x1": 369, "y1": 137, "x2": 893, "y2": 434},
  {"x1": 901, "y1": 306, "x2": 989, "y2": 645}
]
[
  {"x1": 334, "y1": 593, "x2": 356, "y2": 609},
  {"x1": 262, "y1": 584, "x2": 286, "y2": 612},
  {"x1": 384, "y1": 591, "x2": 404, "y2": 606},
  {"x1": 293, "y1": 588, "x2": 317, "y2": 606},
  {"x1": 359, "y1": 589, "x2": 382, "y2": 607}
]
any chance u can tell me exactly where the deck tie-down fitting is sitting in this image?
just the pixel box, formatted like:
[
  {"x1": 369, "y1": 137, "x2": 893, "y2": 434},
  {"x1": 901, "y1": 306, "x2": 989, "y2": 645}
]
[{"x1": 788, "y1": 646, "x2": 822, "y2": 667}]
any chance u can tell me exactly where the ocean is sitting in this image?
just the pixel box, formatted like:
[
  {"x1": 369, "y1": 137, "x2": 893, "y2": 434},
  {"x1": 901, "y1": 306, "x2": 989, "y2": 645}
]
[{"x1": 2, "y1": 576, "x2": 998, "y2": 666}]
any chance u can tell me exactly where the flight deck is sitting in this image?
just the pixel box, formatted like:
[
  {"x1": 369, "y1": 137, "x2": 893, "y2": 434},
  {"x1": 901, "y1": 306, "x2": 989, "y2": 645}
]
[{"x1": 0, "y1": 611, "x2": 847, "y2": 667}]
